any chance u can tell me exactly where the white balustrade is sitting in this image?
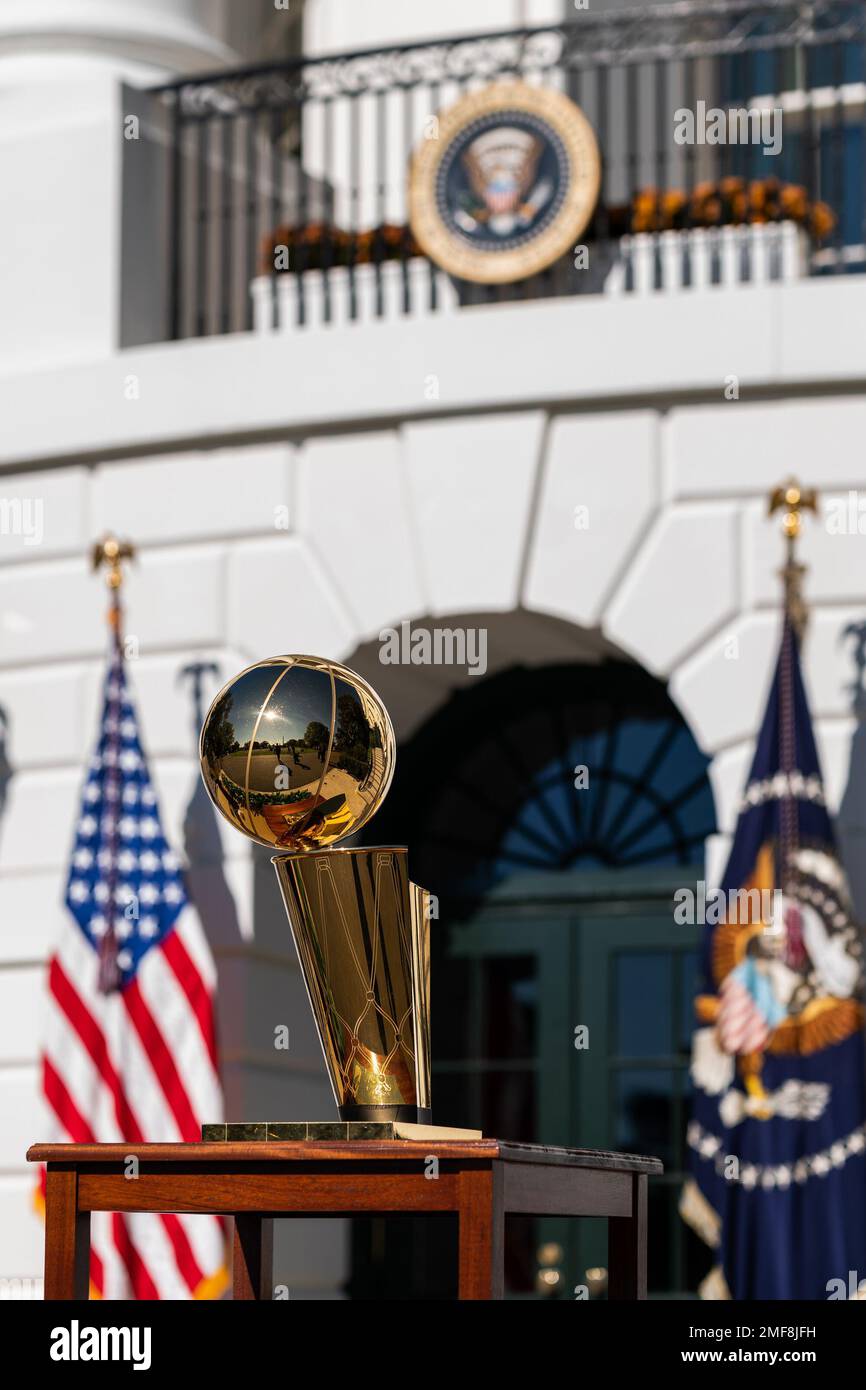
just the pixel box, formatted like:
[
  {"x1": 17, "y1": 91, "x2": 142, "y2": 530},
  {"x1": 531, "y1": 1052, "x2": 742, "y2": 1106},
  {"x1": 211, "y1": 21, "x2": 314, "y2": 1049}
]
[
  {"x1": 251, "y1": 258, "x2": 457, "y2": 333},
  {"x1": 604, "y1": 221, "x2": 809, "y2": 296}
]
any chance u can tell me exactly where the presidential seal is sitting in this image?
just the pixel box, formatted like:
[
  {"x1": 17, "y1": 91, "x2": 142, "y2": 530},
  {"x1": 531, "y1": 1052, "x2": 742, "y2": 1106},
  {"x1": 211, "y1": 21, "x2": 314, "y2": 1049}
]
[{"x1": 408, "y1": 80, "x2": 601, "y2": 285}]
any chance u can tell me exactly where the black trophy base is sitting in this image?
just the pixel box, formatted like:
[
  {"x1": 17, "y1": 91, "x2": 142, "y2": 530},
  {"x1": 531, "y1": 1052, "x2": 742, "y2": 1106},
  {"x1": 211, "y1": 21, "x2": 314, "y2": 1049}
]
[{"x1": 339, "y1": 1104, "x2": 433, "y2": 1124}]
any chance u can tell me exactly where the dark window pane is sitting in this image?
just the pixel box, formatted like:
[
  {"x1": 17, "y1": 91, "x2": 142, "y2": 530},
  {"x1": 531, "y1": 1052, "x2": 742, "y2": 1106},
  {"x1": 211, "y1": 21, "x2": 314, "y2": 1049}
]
[
  {"x1": 483, "y1": 954, "x2": 537, "y2": 1061},
  {"x1": 431, "y1": 953, "x2": 475, "y2": 1061},
  {"x1": 614, "y1": 1068, "x2": 674, "y2": 1169},
  {"x1": 615, "y1": 952, "x2": 671, "y2": 1056},
  {"x1": 431, "y1": 1069, "x2": 478, "y2": 1132},
  {"x1": 482, "y1": 1066, "x2": 536, "y2": 1144},
  {"x1": 679, "y1": 949, "x2": 699, "y2": 1055}
]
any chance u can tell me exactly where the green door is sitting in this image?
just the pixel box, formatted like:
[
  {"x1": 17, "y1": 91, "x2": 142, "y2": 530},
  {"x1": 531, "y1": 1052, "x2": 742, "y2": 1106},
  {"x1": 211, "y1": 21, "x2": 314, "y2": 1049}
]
[{"x1": 436, "y1": 867, "x2": 702, "y2": 1299}]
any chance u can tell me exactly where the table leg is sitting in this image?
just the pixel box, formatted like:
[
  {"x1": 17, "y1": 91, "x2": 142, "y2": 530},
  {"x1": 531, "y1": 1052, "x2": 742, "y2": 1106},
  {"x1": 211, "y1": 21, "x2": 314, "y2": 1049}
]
[
  {"x1": 232, "y1": 1215, "x2": 274, "y2": 1300},
  {"x1": 44, "y1": 1166, "x2": 90, "y2": 1300},
  {"x1": 457, "y1": 1166, "x2": 504, "y2": 1300},
  {"x1": 608, "y1": 1173, "x2": 647, "y2": 1300}
]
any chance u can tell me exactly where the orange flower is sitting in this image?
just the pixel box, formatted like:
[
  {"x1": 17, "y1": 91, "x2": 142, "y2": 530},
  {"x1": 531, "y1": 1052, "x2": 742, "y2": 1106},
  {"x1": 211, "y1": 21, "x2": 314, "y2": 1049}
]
[
  {"x1": 810, "y1": 202, "x2": 836, "y2": 240},
  {"x1": 780, "y1": 185, "x2": 808, "y2": 220}
]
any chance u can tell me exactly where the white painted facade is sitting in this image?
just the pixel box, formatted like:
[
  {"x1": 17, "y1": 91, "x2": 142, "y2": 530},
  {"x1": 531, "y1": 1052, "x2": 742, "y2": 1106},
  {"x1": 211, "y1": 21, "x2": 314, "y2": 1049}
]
[{"x1": 1, "y1": 1, "x2": 865, "y2": 1297}]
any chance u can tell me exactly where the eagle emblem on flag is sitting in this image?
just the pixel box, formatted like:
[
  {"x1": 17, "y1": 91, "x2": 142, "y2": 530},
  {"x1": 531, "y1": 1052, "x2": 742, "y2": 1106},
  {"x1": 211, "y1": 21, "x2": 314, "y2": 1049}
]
[{"x1": 682, "y1": 618, "x2": 866, "y2": 1299}]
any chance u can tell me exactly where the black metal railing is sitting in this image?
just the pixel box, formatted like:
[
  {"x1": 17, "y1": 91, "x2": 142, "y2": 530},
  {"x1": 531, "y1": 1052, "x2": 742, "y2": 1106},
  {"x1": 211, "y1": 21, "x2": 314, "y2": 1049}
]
[{"x1": 148, "y1": 0, "x2": 866, "y2": 339}]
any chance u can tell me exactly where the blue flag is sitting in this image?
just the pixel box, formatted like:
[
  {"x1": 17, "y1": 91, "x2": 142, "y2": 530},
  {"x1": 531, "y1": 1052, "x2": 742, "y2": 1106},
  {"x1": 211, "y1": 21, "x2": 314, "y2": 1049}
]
[{"x1": 681, "y1": 618, "x2": 866, "y2": 1300}]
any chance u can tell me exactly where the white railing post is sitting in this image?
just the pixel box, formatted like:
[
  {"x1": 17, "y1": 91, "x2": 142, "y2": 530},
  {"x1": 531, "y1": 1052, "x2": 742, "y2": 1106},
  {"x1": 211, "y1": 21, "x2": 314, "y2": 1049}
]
[
  {"x1": 250, "y1": 275, "x2": 274, "y2": 333},
  {"x1": 780, "y1": 221, "x2": 805, "y2": 281},
  {"x1": 605, "y1": 237, "x2": 630, "y2": 295},
  {"x1": 380, "y1": 261, "x2": 404, "y2": 320},
  {"x1": 689, "y1": 228, "x2": 711, "y2": 290},
  {"x1": 751, "y1": 223, "x2": 772, "y2": 284},
  {"x1": 301, "y1": 269, "x2": 326, "y2": 329},
  {"x1": 720, "y1": 226, "x2": 739, "y2": 287},
  {"x1": 353, "y1": 263, "x2": 378, "y2": 322},
  {"x1": 632, "y1": 232, "x2": 655, "y2": 294},
  {"x1": 408, "y1": 258, "x2": 432, "y2": 315},
  {"x1": 276, "y1": 274, "x2": 295, "y2": 332},
  {"x1": 324, "y1": 266, "x2": 350, "y2": 326},
  {"x1": 660, "y1": 230, "x2": 683, "y2": 291}
]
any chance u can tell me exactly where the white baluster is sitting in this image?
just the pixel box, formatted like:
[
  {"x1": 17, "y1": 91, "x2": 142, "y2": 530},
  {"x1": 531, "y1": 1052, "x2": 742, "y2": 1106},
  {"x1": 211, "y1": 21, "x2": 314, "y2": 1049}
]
[
  {"x1": 250, "y1": 275, "x2": 274, "y2": 333},
  {"x1": 720, "y1": 226, "x2": 739, "y2": 286},
  {"x1": 311, "y1": 269, "x2": 333, "y2": 328},
  {"x1": 690, "y1": 228, "x2": 711, "y2": 290},
  {"x1": 380, "y1": 261, "x2": 405, "y2": 321},
  {"x1": 408, "y1": 257, "x2": 432, "y2": 315},
  {"x1": 323, "y1": 266, "x2": 350, "y2": 326},
  {"x1": 432, "y1": 263, "x2": 459, "y2": 315},
  {"x1": 275, "y1": 274, "x2": 295, "y2": 332},
  {"x1": 780, "y1": 221, "x2": 804, "y2": 281},
  {"x1": 352, "y1": 263, "x2": 378, "y2": 322},
  {"x1": 751, "y1": 223, "x2": 771, "y2": 284},
  {"x1": 767, "y1": 223, "x2": 783, "y2": 282},
  {"x1": 660, "y1": 230, "x2": 683, "y2": 292},
  {"x1": 632, "y1": 232, "x2": 655, "y2": 294},
  {"x1": 605, "y1": 237, "x2": 629, "y2": 295}
]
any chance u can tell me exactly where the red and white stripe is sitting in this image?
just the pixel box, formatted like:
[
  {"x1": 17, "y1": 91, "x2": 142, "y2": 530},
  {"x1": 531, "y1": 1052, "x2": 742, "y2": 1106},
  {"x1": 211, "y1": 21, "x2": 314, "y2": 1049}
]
[
  {"x1": 41, "y1": 908, "x2": 226, "y2": 1299},
  {"x1": 717, "y1": 972, "x2": 772, "y2": 1055}
]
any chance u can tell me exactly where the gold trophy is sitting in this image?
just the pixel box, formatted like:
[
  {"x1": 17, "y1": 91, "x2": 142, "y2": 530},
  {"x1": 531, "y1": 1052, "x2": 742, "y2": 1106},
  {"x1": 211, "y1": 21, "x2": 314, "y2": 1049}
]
[{"x1": 199, "y1": 655, "x2": 432, "y2": 1124}]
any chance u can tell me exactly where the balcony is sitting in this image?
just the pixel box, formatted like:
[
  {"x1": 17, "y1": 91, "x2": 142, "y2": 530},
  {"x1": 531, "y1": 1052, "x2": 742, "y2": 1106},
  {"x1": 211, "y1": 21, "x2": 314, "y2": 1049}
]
[{"x1": 142, "y1": 0, "x2": 866, "y2": 342}]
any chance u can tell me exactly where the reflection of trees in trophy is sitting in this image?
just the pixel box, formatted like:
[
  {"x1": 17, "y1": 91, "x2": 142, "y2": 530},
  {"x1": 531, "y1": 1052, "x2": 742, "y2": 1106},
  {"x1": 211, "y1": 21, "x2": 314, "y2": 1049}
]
[
  {"x1": 304, "y1": 720, "x2": 329, "y2": 760},
  {"x1": 204, "y1": 692, "x2": 236, "y2": 759}
]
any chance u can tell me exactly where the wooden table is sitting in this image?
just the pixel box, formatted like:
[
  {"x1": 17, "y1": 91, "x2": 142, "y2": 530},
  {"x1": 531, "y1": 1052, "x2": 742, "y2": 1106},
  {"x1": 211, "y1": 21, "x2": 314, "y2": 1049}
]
[{"x1": 28, "y1": 1139, "x2": 662, "y2": 1300}]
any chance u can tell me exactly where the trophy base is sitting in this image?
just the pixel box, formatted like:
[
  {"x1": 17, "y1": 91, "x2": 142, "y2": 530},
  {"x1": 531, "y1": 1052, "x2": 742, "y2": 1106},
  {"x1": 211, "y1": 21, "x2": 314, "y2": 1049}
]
[
  {"x1": 339, "y1": 1104, "x2": 432, "y2": 1124},
  {"x1": 202, "y1": 1120, "x2": 481, "y2": 1142}
]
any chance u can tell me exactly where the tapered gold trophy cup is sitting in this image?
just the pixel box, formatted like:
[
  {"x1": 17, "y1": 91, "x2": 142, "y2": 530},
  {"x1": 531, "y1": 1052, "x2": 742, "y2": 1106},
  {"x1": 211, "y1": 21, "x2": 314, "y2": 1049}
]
[{"x1": 199, "y1": 656, "x2": 431, "y2": 1124}]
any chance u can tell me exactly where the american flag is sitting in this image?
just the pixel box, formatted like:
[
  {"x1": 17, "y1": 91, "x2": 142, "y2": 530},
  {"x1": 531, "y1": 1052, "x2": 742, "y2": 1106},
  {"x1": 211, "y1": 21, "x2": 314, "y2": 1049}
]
[{"x1": 40, "y1": 640, "x2": 227, "y2": 1298}]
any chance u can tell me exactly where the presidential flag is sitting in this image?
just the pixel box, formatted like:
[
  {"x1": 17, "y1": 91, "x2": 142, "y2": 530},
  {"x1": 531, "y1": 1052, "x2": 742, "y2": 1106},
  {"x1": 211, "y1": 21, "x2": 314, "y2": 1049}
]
[
  {"x1": 39, "y1": 638, "x2": 227, "y2": 1298},
  {"x1": 681, "y1": 617, "x2": 866, "y2": 1300}
]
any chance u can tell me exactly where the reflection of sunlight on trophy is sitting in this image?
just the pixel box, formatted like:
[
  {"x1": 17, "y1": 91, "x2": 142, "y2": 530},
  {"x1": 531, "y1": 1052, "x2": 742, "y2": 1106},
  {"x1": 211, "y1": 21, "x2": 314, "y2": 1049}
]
[{"x1": 199, "y1": 655, "x2": 432, "y2": 1123}]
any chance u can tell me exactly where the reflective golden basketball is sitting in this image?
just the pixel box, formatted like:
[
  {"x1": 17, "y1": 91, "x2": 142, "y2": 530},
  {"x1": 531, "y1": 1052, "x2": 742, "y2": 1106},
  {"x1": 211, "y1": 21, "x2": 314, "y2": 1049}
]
[{"x1": 199, "y1": 656, "x2": 396, "y2": 851}]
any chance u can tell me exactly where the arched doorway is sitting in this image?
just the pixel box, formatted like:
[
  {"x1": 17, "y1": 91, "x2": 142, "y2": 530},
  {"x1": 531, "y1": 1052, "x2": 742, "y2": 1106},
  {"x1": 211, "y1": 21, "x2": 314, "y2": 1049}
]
[{"x1": 345, "y1": 618, "x2": 716, "y2": 1298}]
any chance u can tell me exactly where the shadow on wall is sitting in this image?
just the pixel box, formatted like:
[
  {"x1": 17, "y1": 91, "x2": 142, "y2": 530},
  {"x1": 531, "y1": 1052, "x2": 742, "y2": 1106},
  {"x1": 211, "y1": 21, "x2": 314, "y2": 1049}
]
[
  {"x1": 177, "y1": 663, "x2": 247, "y2": 1115},
  {"x1": 0, "y1": 706, "x2": 11, "y2": 837},
  {"x1": 838, "y1": 621, "x2": 866, "y2": 923},
  {"x1": 178, "y1": 662, "x2": 243, "y2": 952}
]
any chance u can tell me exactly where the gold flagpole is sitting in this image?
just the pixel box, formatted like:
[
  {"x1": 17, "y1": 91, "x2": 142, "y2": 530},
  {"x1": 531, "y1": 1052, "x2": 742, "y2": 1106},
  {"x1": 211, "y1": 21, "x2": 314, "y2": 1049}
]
[
  {"x1": 91, "y1": 535, "x2": 136, "y2": 647},
  {"x1": 767, "y1": 478, "x2": 817, "y2": 639},
  {"x1": 90, "y1": 535, "x2": 136, "y2": 992},
  {"x1": 766, "y1": 478, "x2": 817, "y2": 926}
]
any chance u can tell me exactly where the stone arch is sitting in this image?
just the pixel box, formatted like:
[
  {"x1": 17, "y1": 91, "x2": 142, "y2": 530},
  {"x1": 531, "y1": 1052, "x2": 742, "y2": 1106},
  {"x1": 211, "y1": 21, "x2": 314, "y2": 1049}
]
[{"x1": 343, "y1": 607, "x2": 718, "y2": 893}]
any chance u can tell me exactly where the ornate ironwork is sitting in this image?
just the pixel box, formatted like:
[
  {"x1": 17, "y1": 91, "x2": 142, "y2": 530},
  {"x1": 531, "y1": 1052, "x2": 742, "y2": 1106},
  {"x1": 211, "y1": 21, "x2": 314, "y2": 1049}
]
[
  {"x1": 154, "y1": 1, "x2": 866, "y2": 115},
  {"x1": 150, "y1": 1, "x2": 866, "y2": 340}
]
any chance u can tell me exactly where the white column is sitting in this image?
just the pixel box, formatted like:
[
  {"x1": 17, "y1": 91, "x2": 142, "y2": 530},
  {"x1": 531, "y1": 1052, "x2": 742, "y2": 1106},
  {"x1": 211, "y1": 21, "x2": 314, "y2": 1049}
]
[{"x1": 0, "y1": 1, "x2": 234, "y2": 371}]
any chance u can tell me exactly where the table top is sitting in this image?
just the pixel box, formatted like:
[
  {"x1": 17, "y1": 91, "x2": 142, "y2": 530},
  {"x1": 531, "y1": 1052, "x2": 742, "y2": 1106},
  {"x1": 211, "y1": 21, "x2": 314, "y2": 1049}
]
[{"x1": 28, "y1": 1139, "x2": 663, "y2": 1174}]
